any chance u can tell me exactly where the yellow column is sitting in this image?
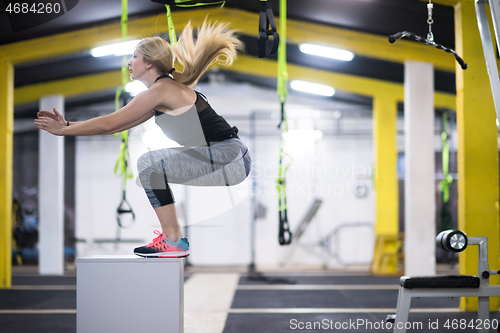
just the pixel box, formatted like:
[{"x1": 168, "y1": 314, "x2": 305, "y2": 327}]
[
  {"x1": 371, "y1": 95, "x2": 400, "y2": 275},
  {"x1": 0, "y1": 57, "x2": 13, "y2": 289},
  {"x1": 455, "y1": 0, "x2": 499, "y2": 311}
]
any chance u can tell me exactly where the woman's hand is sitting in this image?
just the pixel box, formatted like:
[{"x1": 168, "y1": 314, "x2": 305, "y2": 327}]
[{"x1": 34, "y1": 108, "x2": 66, "y2": 136}]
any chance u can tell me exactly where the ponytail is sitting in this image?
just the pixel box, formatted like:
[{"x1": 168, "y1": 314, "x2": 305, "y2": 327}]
[
  {"x1": 172, "y1": 19, "x2": 244, "y2": 86},
  {"x1": 136, "y1": 19, "x2": 243, "y2": 87}
]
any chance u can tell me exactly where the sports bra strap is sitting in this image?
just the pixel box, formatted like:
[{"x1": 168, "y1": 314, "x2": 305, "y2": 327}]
[{"x1": 155, "y1": 74, "x2": 174, "y2": 83}]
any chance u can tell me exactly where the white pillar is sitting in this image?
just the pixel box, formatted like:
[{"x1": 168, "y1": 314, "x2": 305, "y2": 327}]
[
  {"x1": 404, "y1": 61, "x2": 436, "y2": 276},
  {"x1": 38, "y1": 95, "x2": 65, "y2": 275}
]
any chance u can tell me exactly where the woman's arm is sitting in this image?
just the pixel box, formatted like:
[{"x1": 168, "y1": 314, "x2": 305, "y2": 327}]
[
  {"x1": 103, "y1": 110, "x2": 154, "y2": 135},
  {"x1": 35, "y1": 88, "x2": 162, "y2": 136}
]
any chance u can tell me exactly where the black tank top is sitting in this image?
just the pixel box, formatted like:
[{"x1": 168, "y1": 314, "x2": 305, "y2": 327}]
[{"x1": 153, "y1": 75, "x2": 239, "y2": 146}]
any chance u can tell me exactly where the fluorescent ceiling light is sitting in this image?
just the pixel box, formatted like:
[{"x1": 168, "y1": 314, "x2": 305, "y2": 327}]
[
  {"x1": 299, "y1": 43, "x2": 354, "y2": 61},
  {"x1": 91, "y1": 40, "x2": 140, "y2": 57},
  {"x1": 125, "y1": 81, "x2": 147, "y2": 96},
  {"x1": 290, "y1": 80, "x2": 335, "y2": 97},
  {"x1": 283, "y1": 129, "x2": 324, "y2": 144}
]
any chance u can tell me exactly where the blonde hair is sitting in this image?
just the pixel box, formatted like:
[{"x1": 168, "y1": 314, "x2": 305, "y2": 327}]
[{"x1": 136, "y1": 19, "x2": 244, "y2": 87}]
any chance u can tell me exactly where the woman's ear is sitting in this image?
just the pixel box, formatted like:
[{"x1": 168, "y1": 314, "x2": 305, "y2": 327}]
[{"x1": 146, "y1": 63, "x2": 153, "y2": 70}]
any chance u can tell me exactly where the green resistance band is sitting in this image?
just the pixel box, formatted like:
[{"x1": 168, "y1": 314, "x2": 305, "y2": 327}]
[
  {"x1": 275, "y1": 0, "x2": 292, "y2": 246},
  {"x1": 439, "y1": 112, "x2": 453, "y2": 203}
]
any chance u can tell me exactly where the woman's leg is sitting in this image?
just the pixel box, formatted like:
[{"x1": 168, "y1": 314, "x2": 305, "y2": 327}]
[
  {"x1": 137, "y1": 140, "x2": 249, "y2": 235},
  {"x1": 154, "y1": 203, "x2": 182, "y2": 243}
]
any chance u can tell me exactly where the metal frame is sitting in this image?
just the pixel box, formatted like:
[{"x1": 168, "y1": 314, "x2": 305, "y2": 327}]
[{"x1": 475, "y1": 0, "x2": 500, "y2": 121}]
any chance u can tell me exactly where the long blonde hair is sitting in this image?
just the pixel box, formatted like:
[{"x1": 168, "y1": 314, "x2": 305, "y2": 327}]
[{"x1": 136, "y1": 19, "x2": 244, "y2": 86}]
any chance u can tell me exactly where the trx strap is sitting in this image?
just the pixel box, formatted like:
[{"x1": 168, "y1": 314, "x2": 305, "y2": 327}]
[
  {"x1": 258, "y1": 0, "x2": 280, "y2": 58},
  {"x1": 151, "y1": 0, "x2": 226, "y2": 8},
  {"x1": 439, "y1": 112, "x2": 453, "y2": 203},
  {"x1": 276, "y1": 0, "x2": 292, "y2": 245},
  {"x1": 165, "y1": 3, "x2": 177, "y2": 46},
  {"x1": 152, "y1": 0, "x2": 227, "y2": 45},
  {"x1": 114, "y1": 0, "x2": 135, "y2": 229},
  {"x1": 438, "y1": 111, "x2": 453, "y2": 231}
]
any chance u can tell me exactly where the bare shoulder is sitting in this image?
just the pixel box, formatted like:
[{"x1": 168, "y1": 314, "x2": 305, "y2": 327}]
[{"x1": 150, "y1": 79, "x2": 197, "y2": 112}]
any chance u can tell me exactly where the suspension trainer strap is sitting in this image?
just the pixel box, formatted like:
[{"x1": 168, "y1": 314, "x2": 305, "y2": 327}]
[
  {"x1": 157, "y1": 0, "x2": 228, "y2": 44},
  {"x1": 152, "y1": 0, "x2": 226, "y2": 8},
  {"x1": 258, "y1": 0, "x2": 279, "y2": 58},
  {"x1": 276, "y1": 0, "x2": 291, "y2": 245},
  {"x1": 439, "y1": 112, "x2": 453, "y2": 203},
  {"x1": 165, "y1": 4, "x2": 177, "y2": 46},
  {"x1": 114, "y1": 0, "x2": 135, "y2": 228}
]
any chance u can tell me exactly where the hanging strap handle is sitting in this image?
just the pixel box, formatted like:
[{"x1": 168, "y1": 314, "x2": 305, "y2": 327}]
[
  {"x1": 258, "y1": 0, "x2": 280, "y2": 58},
  {"x1": 116, "y1": 188, "x2": 136, "y2": 228}
]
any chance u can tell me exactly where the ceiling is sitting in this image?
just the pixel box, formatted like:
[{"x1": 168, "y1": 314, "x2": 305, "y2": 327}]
[{"x1": 0, "y1": 0, "x2": 457, "y2": 120}]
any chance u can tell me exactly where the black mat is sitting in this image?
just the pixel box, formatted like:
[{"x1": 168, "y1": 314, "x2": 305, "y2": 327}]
[
  {"x1": 0, "y1": 290, "x2": 76, "y2": 309},
  {"x1": 240, "y1": 275, "x2": 400, "y2": 285},
  {"x1": 231, "y1": 290, "x2": 459, "y2": 309},
  {"x1": 12, "y1": 276, "x2": 76, "y2": 286},
  {"x1": 223, "y1": 312, "x2": 500, "y2": 333},
  {"x1": 0, "y1": 314, "x2": 76, "y2": 333}
]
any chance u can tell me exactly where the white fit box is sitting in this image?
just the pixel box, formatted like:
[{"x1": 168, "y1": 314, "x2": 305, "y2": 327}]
[{"x1": 77, "y1": 255, "x2": 184, "y2": 333}]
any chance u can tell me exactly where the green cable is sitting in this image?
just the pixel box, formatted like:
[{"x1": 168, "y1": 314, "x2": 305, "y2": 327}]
[
  {"x1": 164, "y1": 0, "x2": 226, "y2": 47},
  {"x1": 172, "y1": 0, "x2": 226, "y2": 7},
  {"x1": 114, "y1": 0, "x2": 133, "y2": 187},
  {"x1": 121, "y1": 0, "x2": 129, "y2": 88},
  {"x1": 277, "y1": 0, "x2": 288, "y2": 105},
  {"x1": 439, "y1": 112, "x2": 453, "y2": 203},
  {"x1": 165, "y1": 5, "x2": 177, "y2": 46},
  {"x1": 275, "y1": 0, "x2": 292, "y2": 244},
  {"x1": 276, "y1": 0, "x2": 289, "y2": 196}
]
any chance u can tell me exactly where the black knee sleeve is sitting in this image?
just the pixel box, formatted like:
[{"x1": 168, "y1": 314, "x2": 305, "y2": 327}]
[{"x1": 150, "y1": 172, "x2": 175, "y2": 206}]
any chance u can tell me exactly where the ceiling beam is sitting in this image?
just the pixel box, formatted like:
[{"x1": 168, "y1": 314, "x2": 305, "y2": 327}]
[
  {"x1": 428, "y1": 0, "x2": 459, "y2": 6},
  {"x1": 14, "y1": 71, "x2": 120, "y2": 105},
  {"x1": 14, "y1": 55, "x2": 456, "y2": 111},
  {"x1": 0, "y1": 7, "x2": 462, "y2": 72}
]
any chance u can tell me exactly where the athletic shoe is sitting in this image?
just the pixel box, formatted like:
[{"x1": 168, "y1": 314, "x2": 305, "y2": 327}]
[{"x1": 134, "y1": 230, "x2": 190, "y2": 258}]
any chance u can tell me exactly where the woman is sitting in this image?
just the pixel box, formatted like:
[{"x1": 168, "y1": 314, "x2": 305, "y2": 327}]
[{"x1": 35, "y1": 20, "x2": 250, "y2": 258}]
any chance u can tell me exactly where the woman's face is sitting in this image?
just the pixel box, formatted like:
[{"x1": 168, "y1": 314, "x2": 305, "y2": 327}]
[{"x1": 127, "y1": 50, "x2": 150, "y2": 81}]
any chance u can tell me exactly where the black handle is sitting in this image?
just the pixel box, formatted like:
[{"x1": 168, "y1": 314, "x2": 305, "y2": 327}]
[
  {"x1": 389, "y1": 32, "x2": 404, "y2": 44},
  {"x1": 454, "y1": 54, "x2": 468, "y2": 70}
]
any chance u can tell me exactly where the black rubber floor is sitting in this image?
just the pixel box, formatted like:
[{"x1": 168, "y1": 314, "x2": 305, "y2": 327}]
[
  {"x1": 0, "y1": 290, "x2": 76, "y2": 309},
  {"x1": 12, "y1": 276, "x2": 76, "y2": 286},
  {"x1": 0, "y1": 314, "x2": 76, "y2": 333},
  {"x1": 239, "y1": 275, "x2": 401, "y2": 285},
  {"x1": 2, "y1": 270, "x2": 497, "y2": 333},
  {"x1": 230, "y1": 289, "x2": 458, "y2": 309},
  {"x1": 223, "y1": 312, "x2": 500, "y2": 333}
]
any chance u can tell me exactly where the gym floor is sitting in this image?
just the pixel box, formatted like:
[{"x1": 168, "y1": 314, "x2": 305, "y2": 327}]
[{"x1": 1, "y1": 264, "x2": 499, "y2": 333}]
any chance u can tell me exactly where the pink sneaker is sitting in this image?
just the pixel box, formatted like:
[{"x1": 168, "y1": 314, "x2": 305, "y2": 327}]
[{"x1": 134, "y1": 230, "x2": 190, "y2": 258}]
